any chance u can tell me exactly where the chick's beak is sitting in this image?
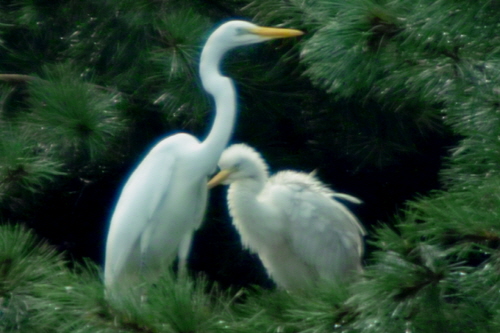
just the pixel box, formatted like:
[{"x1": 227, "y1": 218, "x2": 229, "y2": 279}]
[
  {"x1": 249, "y1": 26, "x2": 304, "y2": 39},
  {"x1": 207, "y1": 169, "x2": 232, "y2": 189}
]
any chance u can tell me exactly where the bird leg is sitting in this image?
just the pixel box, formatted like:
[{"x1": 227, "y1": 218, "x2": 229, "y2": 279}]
[{"x1": 177, "y1": 233, "x2": 193, "y2": 278}]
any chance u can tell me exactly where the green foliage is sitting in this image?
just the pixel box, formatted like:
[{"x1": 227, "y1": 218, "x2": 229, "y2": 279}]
[
  {"x1": 243, "y1": 0, "x2": 322, "y2": 31},
  {"x1": 0, "y1": 224, "x2": 68, "y2": 332},
  {"x1": 149, "y1": 7, "x2": 213, "y2": 125},
  {"x1": 406, "y1": 177, "x2": 500, "y2": 258},
  {"x1": 0, "y1": 225, "x2": 227, "y2": 333},
  {"x1": 0, "y1": 0, "x2": 98, "y2": 73},
  {"x1": 24, "y1": 63, "x2": 126, "y2": 163},
  {"x1": 0, "y1": 224, "x2": 345, "y2": 332},
  {"x1": 103, "y1": 273, "x2": 227, "y2": 333},
  {"x1": 300, "y1": 0, "x2": 405, "y2": 99},
  {"x1": 441, "y1": 76, "x2": 500, "y2": 188},
  {"x1": 346, "y1": 225, "x2": 491, "y2": 333},
  {"x1": 225, "y1": 282, "x2": 354, "y2": 333},
  {"x1": 0, "y1": 126, "x2": 64, "y2": 199},
  {"x1": 2, "y1": 0, "x2": 500, "y2": 331},
  {"x1": 298, "y1": 0, "x2": 500, "y2": 110},
  {"x1": 146, "y1": 275, "x2": 222, "y2": 332}
]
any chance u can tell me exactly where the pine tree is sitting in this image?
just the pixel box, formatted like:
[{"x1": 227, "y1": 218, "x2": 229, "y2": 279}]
[{"x1": 1, "y1": 0, "x2": 500, "y2": 332}]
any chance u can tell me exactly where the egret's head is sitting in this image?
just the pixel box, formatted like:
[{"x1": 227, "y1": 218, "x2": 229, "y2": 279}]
[
  {"x1": 209, "y1": 20, "x2": 303, "y2": 48},
  {"x1": 208, "y1": 143, "x2": 269, "y2": 188}
]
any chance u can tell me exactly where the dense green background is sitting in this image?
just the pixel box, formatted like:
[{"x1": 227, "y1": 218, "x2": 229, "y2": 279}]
[{"x1": 1, "y1": 0, "x2": 499, "y2": 332}]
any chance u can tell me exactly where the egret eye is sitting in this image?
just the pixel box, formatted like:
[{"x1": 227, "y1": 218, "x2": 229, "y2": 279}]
[
  {"x1": 233, "y1": 161, "x2": 242, "y2": 170},
  {"x1": 235, "y1": 27, "x2": 248, "y2": 36}
]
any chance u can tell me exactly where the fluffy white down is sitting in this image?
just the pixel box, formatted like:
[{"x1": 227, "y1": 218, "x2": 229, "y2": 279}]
[{"x1": 217, "y1": 143, "x2": 366, "y2": 290}]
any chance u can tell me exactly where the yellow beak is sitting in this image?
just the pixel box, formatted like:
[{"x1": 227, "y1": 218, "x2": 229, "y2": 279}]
[
  {"x1": 249, "y1": 26, "x2": 304, "y2": 39},
  {"x1": 207, "y1": 169, "x2": 233, "y2": 189}
]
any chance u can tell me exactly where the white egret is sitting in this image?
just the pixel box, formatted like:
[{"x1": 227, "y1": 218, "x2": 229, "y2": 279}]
[
  {"x1": 104, "y1": 21, "x2": 303, "y2": 289},
  {"x1": 208, "y1": 144, "x2": 365, "y2": 290}
]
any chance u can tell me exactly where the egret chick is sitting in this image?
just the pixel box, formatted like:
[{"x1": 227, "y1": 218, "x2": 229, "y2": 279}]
[
  {"x1": 208, "y1": 144, "x2": 365, "y2": 290},
  {"x1": 104, "y1": 22, "x2": 303, "y2": 290}
]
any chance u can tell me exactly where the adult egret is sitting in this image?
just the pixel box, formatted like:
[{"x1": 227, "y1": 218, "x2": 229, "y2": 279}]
[
  {"x1": 104, "y1": 21, "x2": 303, "y2": 289},
  {"x1": 208, "y1": 144, "x2": 365, "y2": 290}
]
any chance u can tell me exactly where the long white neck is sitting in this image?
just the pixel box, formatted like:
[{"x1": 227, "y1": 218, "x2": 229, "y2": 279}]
[{"x1": 198, "y1": 39, "x2": 236, "y2": 168}]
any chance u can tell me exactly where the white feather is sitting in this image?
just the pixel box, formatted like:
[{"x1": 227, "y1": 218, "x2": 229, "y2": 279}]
[
  {"x1": 104, "y1": 21, "x2": 303, "y2": 290},
  {"x1": 212, "y1": 143, "x2": 365, "y2": 290}
]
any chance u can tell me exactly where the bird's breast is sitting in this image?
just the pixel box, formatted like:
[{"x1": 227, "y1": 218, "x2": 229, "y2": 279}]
[{"x1": 227, "y1": 188, "x2": 285, "y2": 252}]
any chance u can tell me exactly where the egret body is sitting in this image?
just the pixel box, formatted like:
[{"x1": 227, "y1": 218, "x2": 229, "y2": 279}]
[
  {"x1": 208, "y1": 144, "x2": 365, "y2": 290},
  {"x1": 104, "y1": 22, "x2": 303, "y2": 289}
]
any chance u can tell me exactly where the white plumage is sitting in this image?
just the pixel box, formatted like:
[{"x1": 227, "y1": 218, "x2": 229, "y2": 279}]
[
  {"x1": 103, "y1": 21, "x2": 303, "y2": 290},
  {"x1": 208, "y1": 144, "x2": 365, "y2": 290}
]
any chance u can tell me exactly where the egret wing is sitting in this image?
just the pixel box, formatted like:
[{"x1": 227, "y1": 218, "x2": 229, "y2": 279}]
[
  {"x1": 142, "y1": 171, "x2": 208, "y2": 263},
  {"x1": 104, "y1": 145, "x2": 176, "y2": 286},
  {"x1": 266, "y1": 171, "x2": 364, "y2": 282}
]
